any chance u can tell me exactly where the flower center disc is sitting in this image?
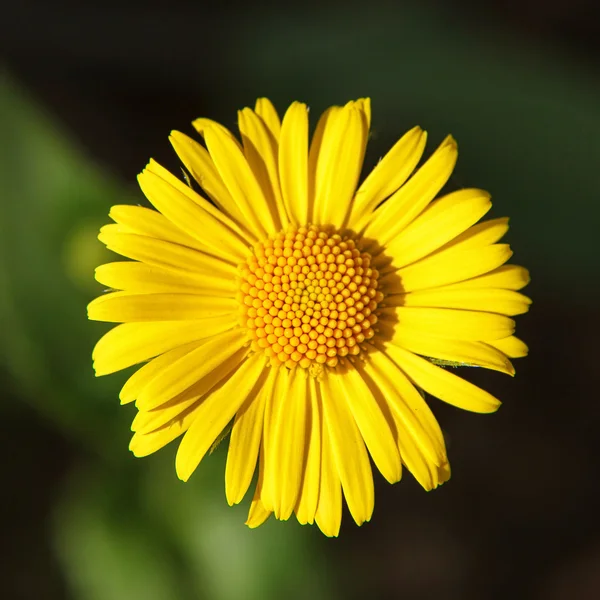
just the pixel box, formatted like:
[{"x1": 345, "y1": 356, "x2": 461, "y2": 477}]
[{"x1": 238, "y1": 225, "x2": 383, "y2": 373}]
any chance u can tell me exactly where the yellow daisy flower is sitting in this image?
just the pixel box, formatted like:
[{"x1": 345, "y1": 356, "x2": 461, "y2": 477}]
[{"x1": 88, "y1": 98, "x2": 530, "y2": 537}]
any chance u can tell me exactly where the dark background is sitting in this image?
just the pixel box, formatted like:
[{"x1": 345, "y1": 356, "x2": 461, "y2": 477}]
[{"x1": 1, "y1": 1, "x2": 599, "y2": 599}]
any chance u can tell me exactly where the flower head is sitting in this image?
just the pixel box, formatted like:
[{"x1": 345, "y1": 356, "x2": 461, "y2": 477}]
[{"x1": 88, "y1": 98, "x2": 530, "y2": 536}]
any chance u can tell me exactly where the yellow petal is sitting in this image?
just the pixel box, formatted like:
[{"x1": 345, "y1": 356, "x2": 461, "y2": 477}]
[
  {"x1": 278, "y1": 102, "x2": 308, "y2": 226},
  {"x1": 169, "y1": 131, "x2": 247, "y2": 227},
  {"x1": 254, "y1": 97, "x2": 281, "y2": 141},
  {"x1": 312, "y1": 104, "x2": 368, "y2": 228},
  {"x1": 308, "y1": 106, "x2": 335, "y2": 221},
  {"x1": 108, "y1": 205, "x2": 205, "y2": 251},
  {"x1": 386, "y1": 306, "x2": 515, "y2": 341},
  {"x1": 246, "y1": 498, "x2": 272, "y2": 529},
  {"x1": 348, "y1": 126, "x2": 427, "y2": 230},
  {"x1": 441, "y1": 264, "x2": 531, "y2": 291},
  {"x1": 138, "y1": 163, "x2": 250, "y2": 262},
  {"x1": 357, "y1": 353, "x2": 442, "y2": 491},
  {"x1": 437, "y1": 461, "x2": 451, "y2": 485},
  {"x1": 145, "y1": 157, "x2": 248, "y2": 234},
  {"x1": 389, "y1": 287, "x2": 532, "y2": 316},
  {"x1": 137, "y1": 328, "x2": 248, "y2": 408},
  {"x1": 246, "y1": 444, "x2": 272, "y2": 529},
  {"x1": 192, "y1": 118, "x2": 242, "y2": 148},
  {"x1": 238, "y1": 107, "x2": 288, "y2": 229},
  {"x1": 266, "y1": 367, "x2": 308, "y2": 520},
  {"x1": 204, "y1": 125, "x2": 277, "y2": 239},
  {"x1": 92, "y1": 316, "x2": 236, "y2": 376},
  {"x1": 95, "y1": 261, "x2": 235, "y2": 296},
  {"x1": 376, "y1": 216, "x2": 510, "y2": 275},
  {"x1": 381, "y1": 244, "x2": 513, "y2": 293},
  {"x1": 336, "y1": 366, "x2": 401, "y2": 484},
  {"x1": 97, "y1": 229, "x2": 236, "y2": 276},
  {"x1": 225, "y1": 370, "x2": 268, "y2": 505},
  {"x1": 129, "y1": 401, "x2": 198, "y2": 458},
  {"x1": 397, "y1": 428, "x2": 441, "y2": 491},
  {"x1": 134, "y1": 347, "x2": 248, "y2": 417},
  {"x1": 87, "y1": 291, "x2": 237, "y2": 323},
  {"x1": 321, "y1": 371, "x2": 374, "y2": 526},
  {"x1": 389, "y1": 330, "x2": 515, "y2": 375},
  {"x1": 295, "y1": 377, "x2": 321, "y2": 525},
  {"x1": 96, "y1": 261, "x2": 194, "y2": 294},
  {"x1": 354, "y1": 97, "x2": 371, "y2": 129},
  {"x1": 175, "y1": 352, "x2": 267, "y2": 481},
  {"x1": 133, "y1": 353, "x2": 249, "y2": 446},
  {"x1": 385, "y1": 345, "x2": 502, "y2": 413},
  {"x1": 119, "y1": 342, "x2": 202, "y2": 404},
  {"x1": 384, "y1": 189, "x2": 492, "y2": 268},
  {"x1": 437, "y1": 216, "x2": 509, "y2": 253},
  {"x1": 255, "y1": 366, "x2": 278, "y2": 512},
  {"x1": 359, "y1": 352, "x2": 447, "y2": 467},
  {"x1": 363, "y1": 135, "x2": 457, "y2": 246},
  {"x1": 314, "y1": 407, "x2": 342, "y2": 538},
  {"x1": 132, "y1": 399, "x2": 200, "y2": 438},
  {"x1": 487, "y1": 336, "x2": 529, "y2": 358}
]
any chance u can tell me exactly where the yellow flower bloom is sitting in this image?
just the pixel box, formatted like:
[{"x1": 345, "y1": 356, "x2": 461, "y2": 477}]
[{"x1": 88, "y1": 98, "x2": 530, "y2": 536}]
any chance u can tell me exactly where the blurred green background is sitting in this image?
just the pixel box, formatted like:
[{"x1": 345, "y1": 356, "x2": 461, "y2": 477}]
[{"x1": 1, "y1": 1, "x2": 599, "y2": 599}]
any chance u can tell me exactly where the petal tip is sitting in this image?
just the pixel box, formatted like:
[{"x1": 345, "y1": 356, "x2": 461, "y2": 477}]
[
  {"x1": 168, "y1": 130, "x2": 185, "y2": 146},
  {"x1": 225, "y1": 486, "x2": 243, "y2": 507},
  {"x1": 485, "y1": 399, "x2": 502, "y2": 414},
  {"x1": 444, "y1": 134, "x2": 458, "y2": 148},
  {"x1": 128, "y1": 435, "x2": 146, "y2": 458},
  {"x1": 175, "y1": 446, "x2": 197, "y2": 483},
  {"x1": 91, "y1": 363, "x2": 106, "y2": 377},
  {"x1": 175, "y1": 463, "x2": 192, "y2": 483}
]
